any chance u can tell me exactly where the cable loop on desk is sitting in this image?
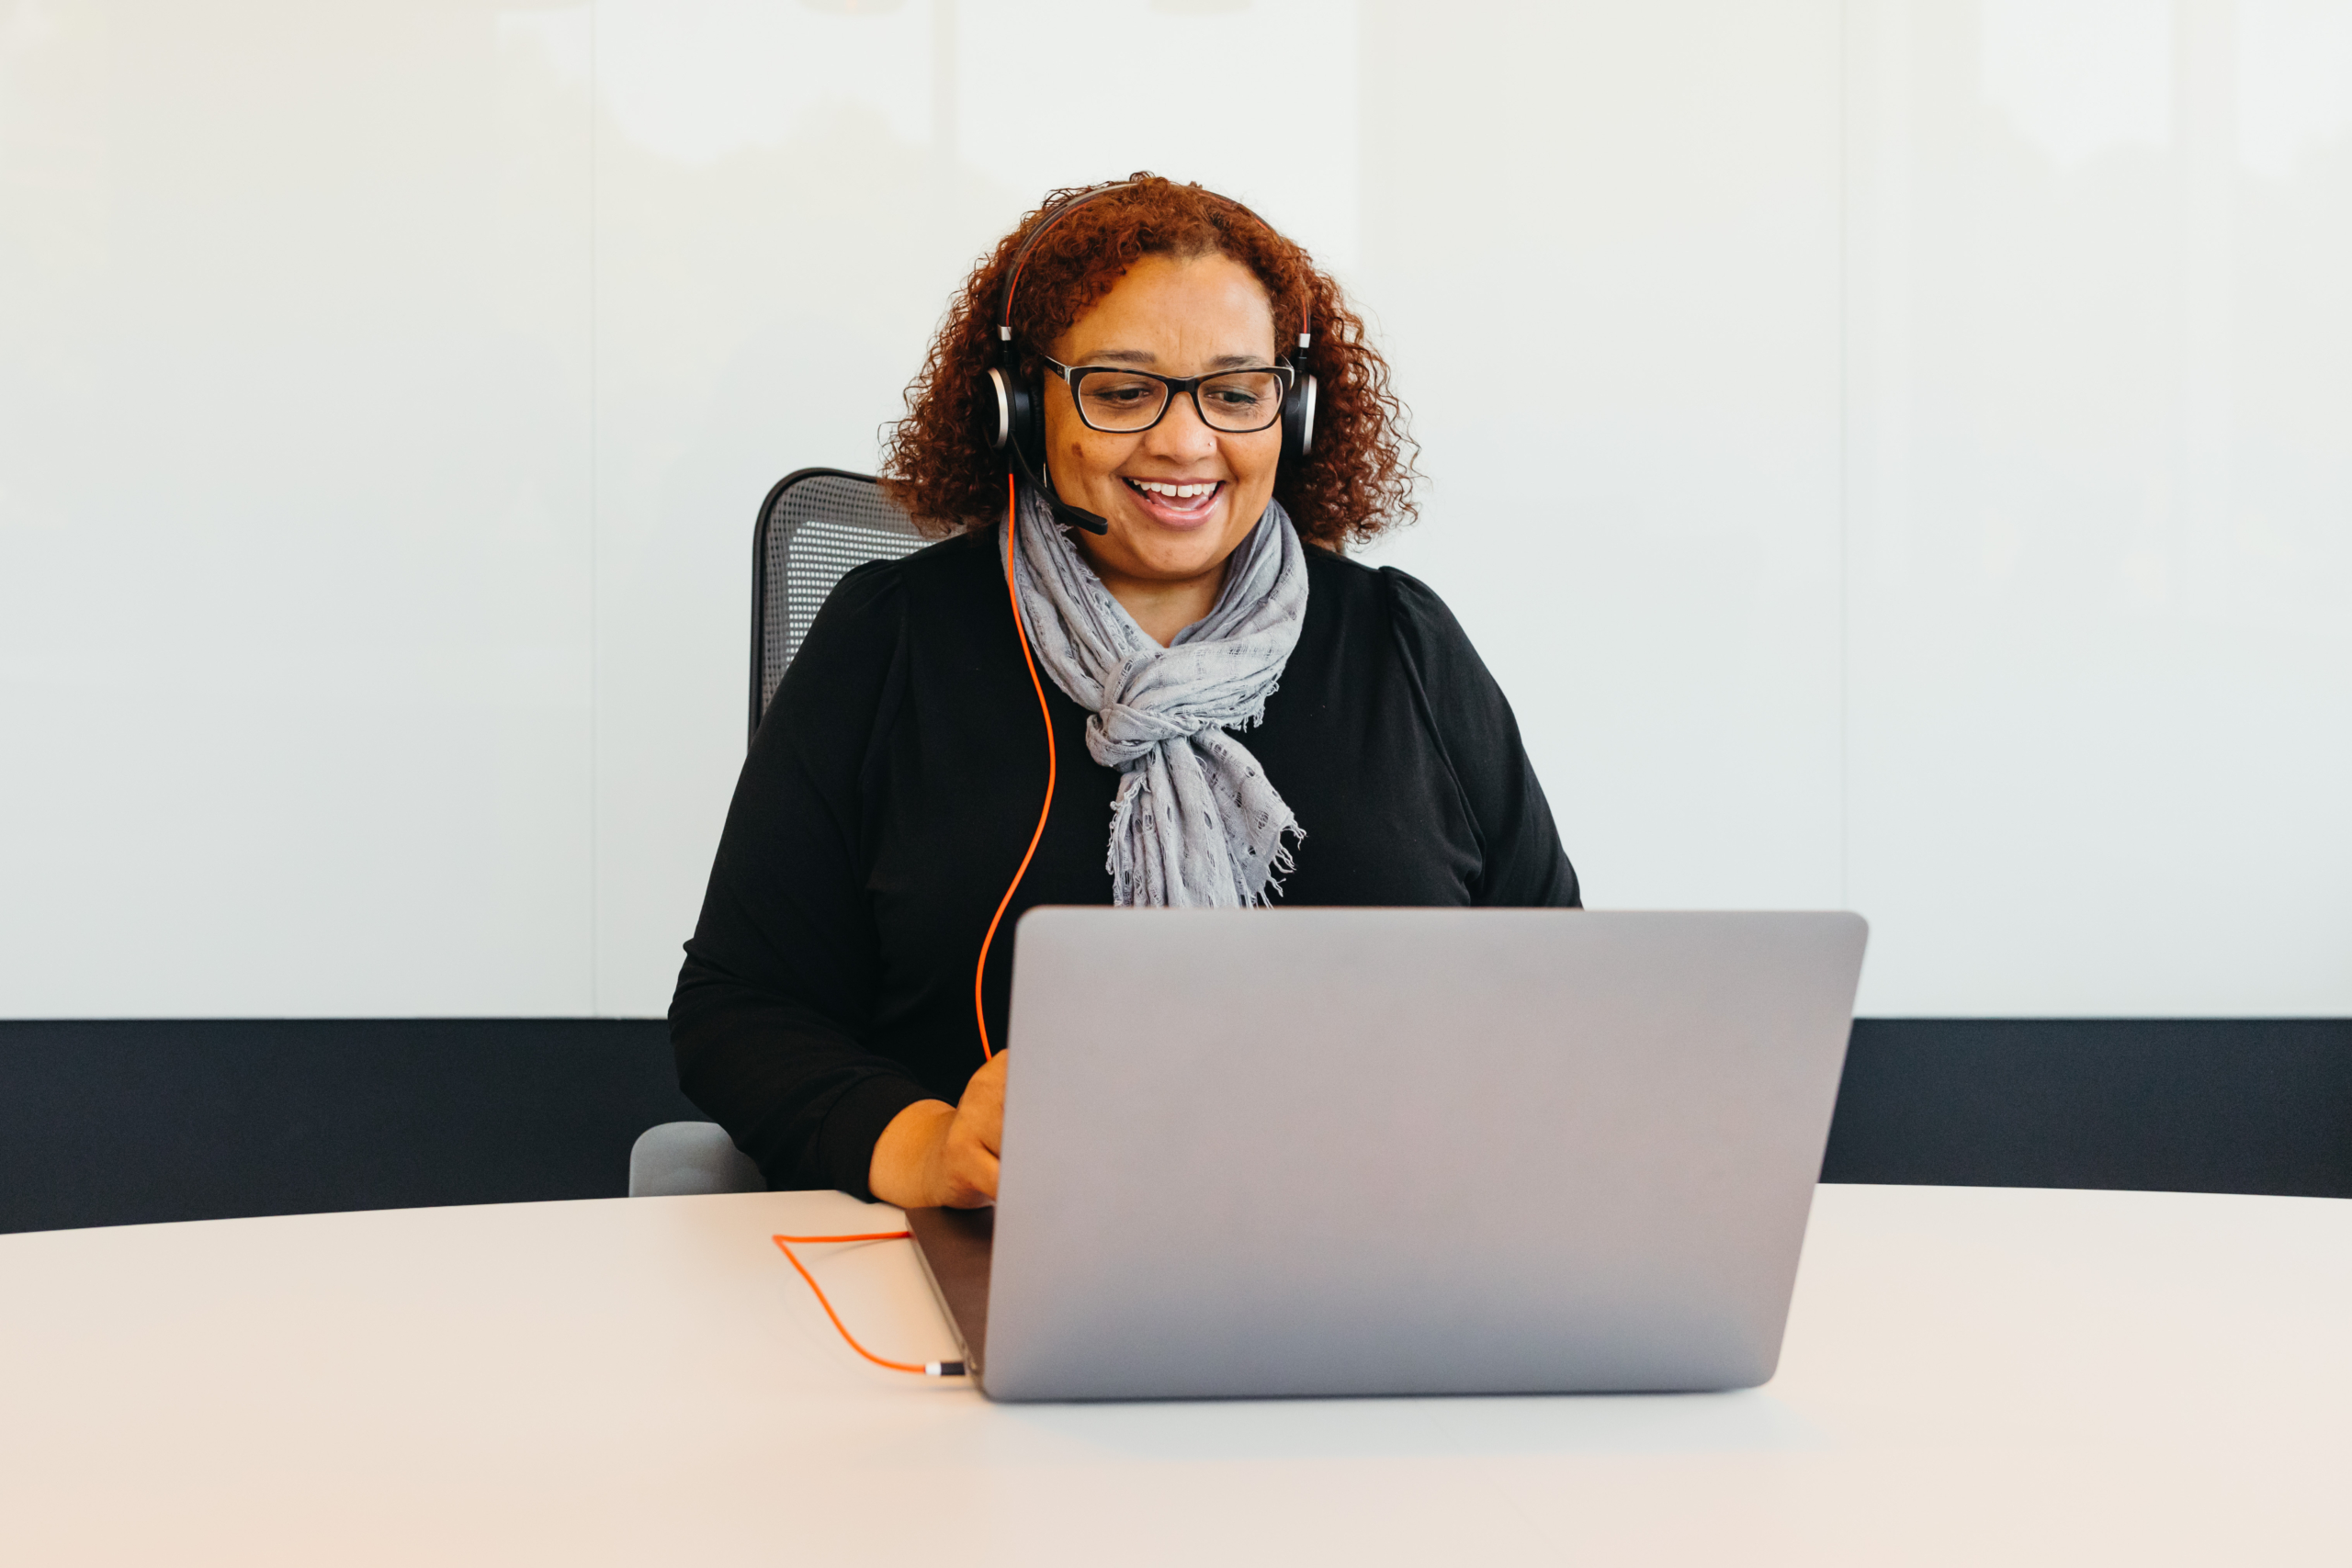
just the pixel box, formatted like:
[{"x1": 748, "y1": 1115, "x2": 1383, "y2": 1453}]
[{"x1": 771, "y1": 1233, "x2": 967, "y2": 1379}]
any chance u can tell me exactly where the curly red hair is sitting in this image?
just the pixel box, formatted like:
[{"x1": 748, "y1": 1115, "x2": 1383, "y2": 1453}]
[{"x1": 880, "y1": 174, "x2": 1418, "y2": 550}]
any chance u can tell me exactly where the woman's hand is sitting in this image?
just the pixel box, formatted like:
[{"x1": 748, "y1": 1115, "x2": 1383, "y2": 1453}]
[{"x1": 867, "y1": 1053, "x2": 1007, "y2": 1209}]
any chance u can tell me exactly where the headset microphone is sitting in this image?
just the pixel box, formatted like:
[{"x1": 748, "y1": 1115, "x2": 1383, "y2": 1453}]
[
  {"x1": 986, "y1": 328, "x2": 1110, "y2": 536},
  {"x1": 979, "y1": 182, "x2": 1141, "y2": 536}
]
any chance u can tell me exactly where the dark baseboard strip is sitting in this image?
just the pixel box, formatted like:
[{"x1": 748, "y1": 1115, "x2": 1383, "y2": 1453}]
[
  {"x1": 1824, "y1": 1017, "x2": 2352, "y2": 1199},
  {"x1": 0, "y1": 1019, "x2": 699, "y2": 1235},
  {"x1": 1, "y1": 1017, "x2": 2345, "y2": 1235}
]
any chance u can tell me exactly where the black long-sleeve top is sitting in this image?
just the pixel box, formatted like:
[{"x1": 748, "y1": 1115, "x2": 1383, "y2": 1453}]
[{"x1": 669, "y1": 525, "x2": 1579, "y2": 1197}]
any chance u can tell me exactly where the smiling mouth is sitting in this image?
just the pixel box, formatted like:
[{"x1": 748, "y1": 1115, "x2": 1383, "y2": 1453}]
[{"x1": 1123, "y1": 478, "x2": 1224, "y2": 515}]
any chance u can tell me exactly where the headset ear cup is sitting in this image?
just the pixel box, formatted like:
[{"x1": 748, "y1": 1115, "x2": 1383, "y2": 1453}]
[
  {"x1": 980, "y1": 367, "x2": 1014, "y2": 451},
  {"x1": 1005, "y1": 372, "x2": 1045, "y2": 473},
  {"x1": 979, "y1": 364, "x2": 1046, "y2": 473},
  {"x1": 1281, "y1": 373, "x2": 1318, "y2": 469}
]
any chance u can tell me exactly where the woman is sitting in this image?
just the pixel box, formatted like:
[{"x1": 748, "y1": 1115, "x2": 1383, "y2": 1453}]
[{"x1": 671, "y1": 175, "x2": 1578, "y2": 1210}]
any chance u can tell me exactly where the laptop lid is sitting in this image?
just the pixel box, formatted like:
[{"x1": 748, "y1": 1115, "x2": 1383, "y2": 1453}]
[
  {"x1": 959, "y1": 907, "x2": 1865, "y2": 1403},
  {"x1": 906, "y1": 1204, "x2": 991, "y2": 1377}
]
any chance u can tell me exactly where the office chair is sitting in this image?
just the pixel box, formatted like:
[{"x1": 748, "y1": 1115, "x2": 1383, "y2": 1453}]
[{"x1": 628, "y1": 469, "x2": 925, "y2": 1199}]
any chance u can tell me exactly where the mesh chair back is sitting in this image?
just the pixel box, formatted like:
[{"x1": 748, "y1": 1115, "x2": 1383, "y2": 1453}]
[{"x1": 751, "y1": 468, "x2": 924, "y2": 745}]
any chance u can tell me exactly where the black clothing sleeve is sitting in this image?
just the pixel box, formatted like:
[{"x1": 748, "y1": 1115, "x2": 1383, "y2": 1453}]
[
  {"x1": 670, "y1": 562, "x2": 931, "y2": 1199},
  {"x1": 669, "y1": 534, "x2": 1579, "y2": 1197},
  {"x1": 1380, "y1": 568, "x2": 1581, "y2": 908}
]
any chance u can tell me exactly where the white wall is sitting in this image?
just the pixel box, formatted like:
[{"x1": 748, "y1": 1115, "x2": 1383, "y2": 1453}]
[
  {"x1": 2, "y1": 2, "x2": 596, "y2": 1015},
  {"x1": 2, "y1": 0, "x2": 2346, "y2": 1019},
  {"x1": 1842, "y1": 0, "x2": 2352, "y2": 1013}
]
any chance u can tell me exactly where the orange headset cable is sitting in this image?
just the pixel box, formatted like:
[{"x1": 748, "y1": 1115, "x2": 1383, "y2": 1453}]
[
  {"x1": 777, "y1": 486, "x2": 1046, "y2": 1377},
  {"x1": 771, "y1": 1233, "x2": 965, "y2": 1377},
  {"x1": 769, "y1": 486, "x2": 1049, "y2": 1377},
  {"x1": 972, "y1": 471, "x2": 1058, "y2": 1063}
]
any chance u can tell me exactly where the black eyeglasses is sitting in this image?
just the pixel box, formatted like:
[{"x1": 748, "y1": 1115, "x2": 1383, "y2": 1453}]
[{"x1": 1040, "y1": 355, "x2": 1295, "y2": 434}]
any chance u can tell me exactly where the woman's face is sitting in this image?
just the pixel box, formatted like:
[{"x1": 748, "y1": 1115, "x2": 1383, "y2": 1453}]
[{"x1": 1042, "y1": 252, "x2": 1283, "y2": 590}]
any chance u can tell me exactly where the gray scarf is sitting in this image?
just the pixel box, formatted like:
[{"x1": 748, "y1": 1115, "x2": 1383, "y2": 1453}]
[{"x1": 1005, "y1": 483, "x2": 1309, "y2": 907}]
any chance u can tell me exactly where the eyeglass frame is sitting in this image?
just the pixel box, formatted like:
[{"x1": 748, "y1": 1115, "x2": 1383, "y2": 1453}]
[{"x1": 1037, "y1": 355, "x2": 1296, "y2": 435}]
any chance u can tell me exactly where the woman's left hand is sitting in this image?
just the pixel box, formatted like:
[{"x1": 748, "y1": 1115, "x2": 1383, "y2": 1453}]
[{"x1": 868, "y1": 1053, "x2": 1007, "y2": 1208}]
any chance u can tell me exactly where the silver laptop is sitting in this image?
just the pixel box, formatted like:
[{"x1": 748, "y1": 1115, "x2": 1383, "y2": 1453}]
[{"x1": 909, "y1": 907, "x2": 1867, "y2": 1402}]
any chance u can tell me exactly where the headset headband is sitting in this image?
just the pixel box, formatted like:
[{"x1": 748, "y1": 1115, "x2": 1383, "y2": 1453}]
[{"x1": 995, "y1": 179, "x2": 1311, "y2": 354}]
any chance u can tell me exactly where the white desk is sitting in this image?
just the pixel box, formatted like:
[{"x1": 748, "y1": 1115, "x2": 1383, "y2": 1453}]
[{"x1": 2, "y1": 1185, "x2": 2346, "y2": 1564}]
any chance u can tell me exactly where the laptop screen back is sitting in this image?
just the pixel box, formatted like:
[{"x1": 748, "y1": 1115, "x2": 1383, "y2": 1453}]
[{"x1": 978, "y1": 908, "x2": 1866, "y2": 1402}]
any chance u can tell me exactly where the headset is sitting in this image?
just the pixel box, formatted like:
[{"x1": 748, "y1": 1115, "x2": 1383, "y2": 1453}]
[{"x1": 977, "y1": 177, "x2": 1319, "y2": 537}]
